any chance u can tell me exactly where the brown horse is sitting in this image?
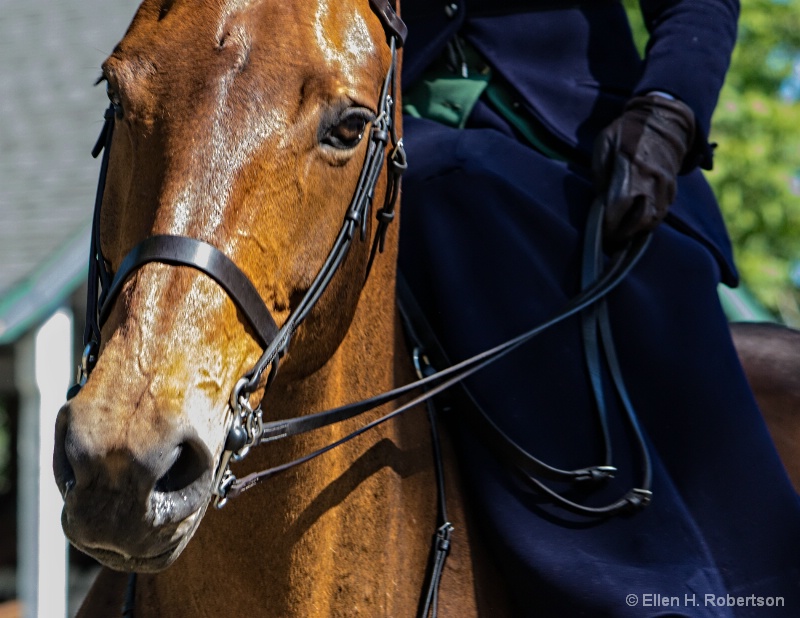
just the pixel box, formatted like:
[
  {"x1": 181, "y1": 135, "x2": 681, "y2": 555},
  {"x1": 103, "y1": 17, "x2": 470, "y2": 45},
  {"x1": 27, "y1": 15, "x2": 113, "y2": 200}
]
[
  {"x1": 53, "y1": 0, "x2": 508, "y2": 615},
  {"x1": 732, "y1": 321, "x2": 800, "y2": 493},
  {"x1": 51, "y1": 0, "x2": 800, "y2": 615}
]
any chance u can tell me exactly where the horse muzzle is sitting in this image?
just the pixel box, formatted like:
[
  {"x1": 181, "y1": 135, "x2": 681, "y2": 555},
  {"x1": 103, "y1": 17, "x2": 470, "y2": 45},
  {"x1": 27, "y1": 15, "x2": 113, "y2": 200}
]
[{"x1": 53, "y1": 399, "x2": 215, "y2": 571}]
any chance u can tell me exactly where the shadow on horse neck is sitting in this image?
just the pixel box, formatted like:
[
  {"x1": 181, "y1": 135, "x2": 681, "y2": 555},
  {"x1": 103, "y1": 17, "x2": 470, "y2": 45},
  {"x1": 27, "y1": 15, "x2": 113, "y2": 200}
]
[{"x1": 51, "y1": 0, "x2": 506, "y2": 615}]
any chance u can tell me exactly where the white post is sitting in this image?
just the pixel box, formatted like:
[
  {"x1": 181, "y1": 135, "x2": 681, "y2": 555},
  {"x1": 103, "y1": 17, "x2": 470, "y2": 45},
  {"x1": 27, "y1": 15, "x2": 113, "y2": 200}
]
[{"x1": 16, "y1": 309, "x2": 72, "y2": 618}]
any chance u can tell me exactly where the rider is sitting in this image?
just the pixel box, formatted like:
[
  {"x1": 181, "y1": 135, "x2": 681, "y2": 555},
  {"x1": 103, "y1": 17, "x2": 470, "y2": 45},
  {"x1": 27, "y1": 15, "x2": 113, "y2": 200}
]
[{"x1": 397, "y1": 0, "x2": 800, "y2": 615}]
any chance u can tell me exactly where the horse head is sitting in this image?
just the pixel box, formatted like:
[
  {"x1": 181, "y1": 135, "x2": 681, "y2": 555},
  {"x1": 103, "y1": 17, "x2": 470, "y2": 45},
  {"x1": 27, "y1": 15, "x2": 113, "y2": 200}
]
[{"x1": 53, "y1": 0, "x2": 403, "y2": 573}]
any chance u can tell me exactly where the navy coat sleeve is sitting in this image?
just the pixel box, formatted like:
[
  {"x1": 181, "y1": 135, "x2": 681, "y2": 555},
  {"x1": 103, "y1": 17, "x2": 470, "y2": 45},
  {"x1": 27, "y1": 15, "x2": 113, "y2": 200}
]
[
  {"x1": 634, "y1": 0, "x2": 740, "y2": 167},
  {"x1": 401, "y1": 0, "x2": 740, "y2": 170},
  {"x1": 399, "y1": 0, "x2": 740, "y2": 283}
]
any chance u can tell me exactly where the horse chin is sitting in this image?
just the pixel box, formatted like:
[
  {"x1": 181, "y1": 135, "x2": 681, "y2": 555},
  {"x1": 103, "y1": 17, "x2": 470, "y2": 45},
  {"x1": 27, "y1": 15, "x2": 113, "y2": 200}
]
[
  {"x1": 64, "y1": 501, "x2": 209, "y2": 573},
  {"x1": 78, "y1": 540, "x2": 186, "y2": 573}
]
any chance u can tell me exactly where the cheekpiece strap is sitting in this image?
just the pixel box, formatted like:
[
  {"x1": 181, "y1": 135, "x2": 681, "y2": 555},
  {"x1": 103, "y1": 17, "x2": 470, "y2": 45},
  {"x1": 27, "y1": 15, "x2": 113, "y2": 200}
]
[{"x1": 369, "y1": 0, "x2": 407, "y2": 46}]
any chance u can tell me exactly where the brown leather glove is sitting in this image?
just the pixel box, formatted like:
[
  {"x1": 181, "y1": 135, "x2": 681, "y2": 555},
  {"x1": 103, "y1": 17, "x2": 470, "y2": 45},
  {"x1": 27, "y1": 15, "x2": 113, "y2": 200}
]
[{"x1": 592, "y1": 94, "x2": 696, "y2": 246}]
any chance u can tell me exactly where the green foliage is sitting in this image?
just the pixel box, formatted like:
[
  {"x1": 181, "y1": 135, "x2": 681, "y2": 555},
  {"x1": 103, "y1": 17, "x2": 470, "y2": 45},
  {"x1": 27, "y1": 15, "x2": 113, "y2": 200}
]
[
  {"x1": 625, "y1": 0, "x2": 800, "y2": 323},
  {"x1": 711, "y1": 1, "x2": 800, "y2": 322}
]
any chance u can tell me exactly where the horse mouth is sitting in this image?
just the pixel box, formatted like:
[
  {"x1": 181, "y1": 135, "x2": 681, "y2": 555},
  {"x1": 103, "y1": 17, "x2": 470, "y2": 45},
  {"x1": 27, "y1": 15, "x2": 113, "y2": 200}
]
[
  {"x1": 78, "y1": 542, "x2": 183, "y2": 572},
  {"x1": 63, "y1": 502, "x2": 207, "y2": 573}
]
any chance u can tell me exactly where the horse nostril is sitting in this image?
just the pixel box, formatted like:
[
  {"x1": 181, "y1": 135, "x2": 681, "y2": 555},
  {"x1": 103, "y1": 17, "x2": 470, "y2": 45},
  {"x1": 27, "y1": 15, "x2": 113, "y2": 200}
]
[
  {"x1": 54, "y1": 448, "x2": 77, "y2": 498},
  {"x1": 154, "y1": 441, "x2": 208, "y2": 493},
  {"x1": 53, "y1": 408, "x2": 76, "y2": 498}
]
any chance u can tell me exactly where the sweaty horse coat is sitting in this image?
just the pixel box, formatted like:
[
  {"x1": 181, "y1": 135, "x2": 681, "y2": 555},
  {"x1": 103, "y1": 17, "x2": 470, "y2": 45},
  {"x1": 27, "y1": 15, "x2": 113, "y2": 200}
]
[{"x1": 398, "y1": 0, "x2": 800, "y2": 615}]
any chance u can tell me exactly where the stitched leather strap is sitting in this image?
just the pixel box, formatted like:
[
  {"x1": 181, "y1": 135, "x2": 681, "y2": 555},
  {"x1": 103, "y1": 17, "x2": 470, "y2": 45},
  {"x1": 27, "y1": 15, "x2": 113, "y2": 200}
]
[
  {"x1": 369, "y1": 0, "x2": 407, "y2": 46},
  {"x1": 100, "y1": 236, "x2": 280, "y2": 348}
]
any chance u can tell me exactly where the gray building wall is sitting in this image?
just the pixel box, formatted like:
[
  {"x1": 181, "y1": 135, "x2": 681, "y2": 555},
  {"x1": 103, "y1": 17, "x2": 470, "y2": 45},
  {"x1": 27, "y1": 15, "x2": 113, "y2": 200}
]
[
  {"x1": 1, "y1": 2, "x2": 140, "y2": 615},
  {"x1": 1, "y1": 0, "x2": 138, "y2": 304}
]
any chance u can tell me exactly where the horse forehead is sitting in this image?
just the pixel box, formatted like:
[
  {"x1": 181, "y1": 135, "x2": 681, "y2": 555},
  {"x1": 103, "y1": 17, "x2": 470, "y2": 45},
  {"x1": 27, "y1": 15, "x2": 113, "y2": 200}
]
[
  {"x1": 311, "y1": 0, "x2": 380, "y2": 82},
  {"x1": 117, "y1": 0, "x2": 381, "y2": 80},
  {"x1": 106, "y1": 0, "x2": 386, "y2": 217}
]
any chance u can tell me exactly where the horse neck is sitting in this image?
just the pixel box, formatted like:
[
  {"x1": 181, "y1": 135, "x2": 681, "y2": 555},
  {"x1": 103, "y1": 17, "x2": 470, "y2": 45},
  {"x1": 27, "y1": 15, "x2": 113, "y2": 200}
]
[{"x1": 137, "y1": 245, "x2": 437, "y2": 616}]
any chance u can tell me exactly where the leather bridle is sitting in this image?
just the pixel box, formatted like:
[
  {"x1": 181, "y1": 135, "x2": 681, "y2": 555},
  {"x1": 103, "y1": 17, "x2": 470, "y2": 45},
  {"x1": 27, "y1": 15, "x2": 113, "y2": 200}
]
[
  {"x1": 72, "y1": 0, "x2": 409, "y2": 502},
  {"x1": 71, "y1": 0, "x2": 655, "y2": 614}
]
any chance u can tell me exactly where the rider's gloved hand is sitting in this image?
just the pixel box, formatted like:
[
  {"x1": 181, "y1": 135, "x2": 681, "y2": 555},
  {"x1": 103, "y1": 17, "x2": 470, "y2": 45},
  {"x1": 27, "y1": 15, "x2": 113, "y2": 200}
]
[{"x1": 592, "y1": 93, "x2": 696, "y2": 247}]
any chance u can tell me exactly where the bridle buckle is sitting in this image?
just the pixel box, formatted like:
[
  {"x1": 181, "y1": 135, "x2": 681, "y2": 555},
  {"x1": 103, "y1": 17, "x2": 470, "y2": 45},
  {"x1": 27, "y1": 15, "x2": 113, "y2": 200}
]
[{"x1": 67, "y1": 342, "x2": 99, "y2": 400}]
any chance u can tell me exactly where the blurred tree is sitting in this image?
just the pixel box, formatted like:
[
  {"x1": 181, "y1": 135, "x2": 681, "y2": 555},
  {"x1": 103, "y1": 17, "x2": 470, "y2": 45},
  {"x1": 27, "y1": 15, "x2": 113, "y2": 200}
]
[{"x1": 624, "y1": 0, "x2": 800, "y2": 324}]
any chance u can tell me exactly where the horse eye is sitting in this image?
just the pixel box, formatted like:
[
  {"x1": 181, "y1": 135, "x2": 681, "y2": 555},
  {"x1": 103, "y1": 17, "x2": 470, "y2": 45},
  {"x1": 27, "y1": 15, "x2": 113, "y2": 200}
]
[{"x1": 322, "y1": 110, "x2": 372, "y2": 150}]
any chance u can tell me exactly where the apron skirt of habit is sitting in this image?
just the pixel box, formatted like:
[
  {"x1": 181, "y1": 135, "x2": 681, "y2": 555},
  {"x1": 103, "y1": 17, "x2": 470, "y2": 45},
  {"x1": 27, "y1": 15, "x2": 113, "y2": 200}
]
[{"x1": 398, "y1": 112, "x2": 800, "y2": 617}]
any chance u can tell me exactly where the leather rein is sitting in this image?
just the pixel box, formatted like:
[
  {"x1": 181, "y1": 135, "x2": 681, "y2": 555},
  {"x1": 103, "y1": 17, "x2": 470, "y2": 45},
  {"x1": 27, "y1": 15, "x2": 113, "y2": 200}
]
[{"x1": 71, "y1": 1, "x2": 654, "y2": 614}]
